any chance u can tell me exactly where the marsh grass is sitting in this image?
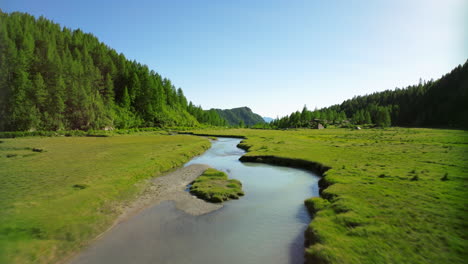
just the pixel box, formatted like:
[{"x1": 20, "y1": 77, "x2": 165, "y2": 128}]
[
  {"x1": 189, "y1": 127, "x2": 468, "y2": 264},
  {"x1": 190, "y1": 168, "x2": 244, "y2": 203},
  {"x1": 0, "y1": 134, "x2": 209, "y2": 264}
]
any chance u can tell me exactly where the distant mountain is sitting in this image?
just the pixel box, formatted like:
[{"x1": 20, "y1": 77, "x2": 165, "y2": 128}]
[
  {"x1": 263, "y1": 117, "x2": 274, "y2": 123},
  {"x1": 213, "y1": 107, "x2": 265, "y2": 126}
]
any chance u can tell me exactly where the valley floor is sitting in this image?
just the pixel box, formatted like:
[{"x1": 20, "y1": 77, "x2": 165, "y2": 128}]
[
  {"x1": 1, "y1": 127, "x2": 467, "y2": 264},
  {"x1": 188, "y1": 127, "x2": 468, "y2": 264},
  {"x1": 0, "y1": 132, "x2": 210, "y2": 264}
]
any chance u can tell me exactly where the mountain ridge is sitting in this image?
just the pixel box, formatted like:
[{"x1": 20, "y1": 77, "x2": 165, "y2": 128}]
[{"x1": 212, "y1": 107, "x2": 265, "y2": 126}]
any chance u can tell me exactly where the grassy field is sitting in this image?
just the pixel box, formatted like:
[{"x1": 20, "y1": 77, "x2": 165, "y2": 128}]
[
  {"x1": 190, "y1": 168, "x2": 244, "y2": 203},
  {"x1": 189, "y1": 128, "x2": 468, "y2": 264},
  {"x1": 0, "y1": 133, "x2": 210, "y2": 264}
]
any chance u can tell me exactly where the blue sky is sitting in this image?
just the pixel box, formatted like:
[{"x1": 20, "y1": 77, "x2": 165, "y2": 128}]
[{"x1": 3, "y1": 0, "x2": 467, "y2": 118}]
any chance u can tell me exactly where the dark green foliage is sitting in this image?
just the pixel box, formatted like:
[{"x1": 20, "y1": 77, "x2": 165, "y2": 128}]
[
  {"x1": 187, "y1": 102, "x2": 227, "y2": 126},
  {"x1": 374, "y1": 106, "x2": 391, "y2": 127},
  {"x1": 0, "y1": 11, "x2": 214, "y2": 131},
  {"x1": 271, "y1": 61, "x2": 468, "y2": 129},
  {"x1": 213, "y1": 107, "x2": 265, "y2": 127},
  {"x1": 333, "y1": 61, "x2": 468, "y2": 128},
  {"x1": 270, "y1": 105, "x2": 348, "y2": 129}
]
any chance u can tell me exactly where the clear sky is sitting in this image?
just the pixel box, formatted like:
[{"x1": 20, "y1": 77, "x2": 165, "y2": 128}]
[{"x1": 3, "y1": 0, "x2": 467, "y2": 118}]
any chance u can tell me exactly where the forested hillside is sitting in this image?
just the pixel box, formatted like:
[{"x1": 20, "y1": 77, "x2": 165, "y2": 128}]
[
  {"x1": 214, "y1": 107, "x2": 265, "y2": 126},
  {"x1": 0, "y1": 11, "x2": 227, "y2": 131},
  {"x1": 272, "y1": 60, "x2": 468, "y2": 129},
  {"x1": 187, "y1": 103, "x2": 228, "y2": 127}
]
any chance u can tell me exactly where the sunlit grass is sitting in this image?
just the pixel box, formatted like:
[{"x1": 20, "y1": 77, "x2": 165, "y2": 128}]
[
  {"x1": 189, "y1": 127, "x2": 468, "y2": 264},
  {"x1": 190, "y1": 168, "x2": 244, "y2": 203},
  {"x1": 0, "y1": 133, "x2": 209, "y2": 264}
]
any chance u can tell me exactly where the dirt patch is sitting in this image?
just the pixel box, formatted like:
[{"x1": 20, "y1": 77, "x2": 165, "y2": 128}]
[{"x1": 116, "y1": 164, "x2": 222, "y2": 224}]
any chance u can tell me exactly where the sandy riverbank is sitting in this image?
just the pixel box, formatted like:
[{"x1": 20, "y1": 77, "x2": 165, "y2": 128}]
[
  {"x1": 65, "y1": 164, "x2": 222, "y2": 264},
  {"x1": 117, "y1": 164, "x2": 223, "y2": 223}
]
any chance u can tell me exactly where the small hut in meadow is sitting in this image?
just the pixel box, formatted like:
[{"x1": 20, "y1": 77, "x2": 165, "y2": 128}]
[{"x1": 310, "y1": 119, "x2": 325, "y2": 129}]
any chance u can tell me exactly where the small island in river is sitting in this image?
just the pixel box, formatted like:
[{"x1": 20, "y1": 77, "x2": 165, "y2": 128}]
[{"x1": 190, "y1": 168, "x2": 244, "y2": 203}]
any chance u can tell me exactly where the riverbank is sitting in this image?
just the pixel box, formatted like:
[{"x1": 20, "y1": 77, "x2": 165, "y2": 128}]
[
  {"x1": 0, "y1": 133, "x2": 210, "y2": 264},
  {"x1": 70, "y1": 137, "x2": 318, "y2": 264},
  {"x1": 67, "y1": 164, "x2": 223, "y2": 263},
  {"x1": 187, "y1": 128, "x2": 468, "y2": 264},
  {"x1": 118, "y1": 164, "x2": 222, "y2": 221}
]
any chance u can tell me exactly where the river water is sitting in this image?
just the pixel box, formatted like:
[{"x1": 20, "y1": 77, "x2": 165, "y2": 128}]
[{"x1": 71, "y1": 137, "x2": 320, "y2": 264}]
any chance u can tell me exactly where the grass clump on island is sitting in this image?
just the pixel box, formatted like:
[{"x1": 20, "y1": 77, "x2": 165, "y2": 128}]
[
  {"x1": 190, "y1": 168, "x2": 244, "y2": 203},
  {"x1": 188, "y1": 127, "x2": 468, "y2": 264},
  {"x1": 0, "y1": 133, "x2": 210, "y2": 264}
]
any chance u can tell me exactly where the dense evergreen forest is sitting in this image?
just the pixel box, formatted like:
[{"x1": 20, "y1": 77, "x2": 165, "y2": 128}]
[
  {"x1": 0, "y1": 11, "x2": 228, "y2": 131},
  {"x1": 213, "y1": 107, "x2": 265, "y2": 127},
  {"x1": 271, "y1": 60, "x2": 468, "y2": 129}
]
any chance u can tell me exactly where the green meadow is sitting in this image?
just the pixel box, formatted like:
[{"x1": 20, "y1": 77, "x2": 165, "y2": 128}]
[
  {"x1": 1, "y1": 127, "x2": 467, "y2": 264},
  {"x1": 0, "y1": 133, "x2": 209, "y2": 264},
  {"x1": 190, "y1": 168, "x2": 244, "y2": 203},
  {"x1": 189, "y1": 128, "x2": 468, "y2": 264}
]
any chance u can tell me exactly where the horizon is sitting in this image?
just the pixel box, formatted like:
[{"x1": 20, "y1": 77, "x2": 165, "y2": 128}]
[{"x1": 3, "y1": 0, "x2": 467, "y2": 118}]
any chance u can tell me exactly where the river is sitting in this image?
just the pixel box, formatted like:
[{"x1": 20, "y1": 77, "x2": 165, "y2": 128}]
[{"x1": 71, "y1": 137, "x2": 320, "y2": 264}]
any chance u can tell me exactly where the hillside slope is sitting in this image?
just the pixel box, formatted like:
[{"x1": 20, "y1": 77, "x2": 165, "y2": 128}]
[
  {"x1": 213, "y1": 107, "x2": 265, "y2": 126},
  {"x1": 0, "y1": 11, "x2": 226, "y2": 131}
]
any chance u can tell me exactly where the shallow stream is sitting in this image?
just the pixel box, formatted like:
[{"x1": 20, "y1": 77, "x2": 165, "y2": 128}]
[{"x1": 72, "y1": 137, "x2": 320, "y2": 264}]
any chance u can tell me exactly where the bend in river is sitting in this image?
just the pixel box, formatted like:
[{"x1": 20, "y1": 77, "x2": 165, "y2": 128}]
[{"x1": 71, "y1": 137, "x2": 320, "y2": 264}]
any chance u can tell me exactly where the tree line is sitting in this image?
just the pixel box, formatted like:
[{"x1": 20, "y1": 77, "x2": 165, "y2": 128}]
[
  {"x1": 269, "y1": 106, "x2": 348, "y2": 128},
  {"x1": 0, "y1": 11, "x2": 226, "y2": 131},
  {"x1": 269, "y1": 60, "x2": 468, "y2": 129}
]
